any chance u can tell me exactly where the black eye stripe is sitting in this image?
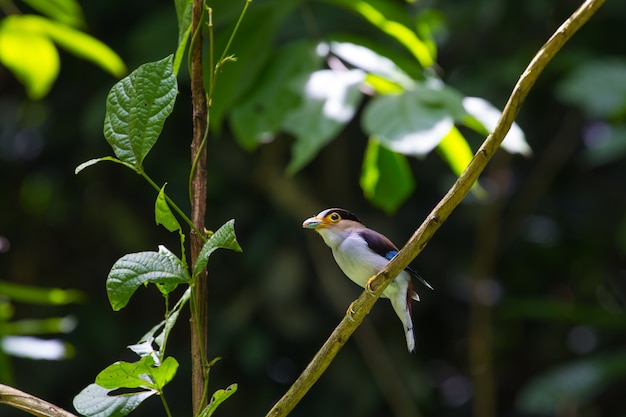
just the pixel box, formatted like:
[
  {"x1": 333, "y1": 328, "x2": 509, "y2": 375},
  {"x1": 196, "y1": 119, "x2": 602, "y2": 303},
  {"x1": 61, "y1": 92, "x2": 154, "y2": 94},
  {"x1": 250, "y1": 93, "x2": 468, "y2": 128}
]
[{"x1": 320, "y1": 208, "x2": 361, "y2": 223}]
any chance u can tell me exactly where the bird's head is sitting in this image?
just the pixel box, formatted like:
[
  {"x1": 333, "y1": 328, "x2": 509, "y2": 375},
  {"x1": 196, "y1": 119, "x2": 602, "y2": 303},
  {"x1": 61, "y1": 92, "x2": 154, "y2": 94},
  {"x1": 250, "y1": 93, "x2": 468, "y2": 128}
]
[{"x1": 302, "y1": 208, "x2": 362, "y2": 248}]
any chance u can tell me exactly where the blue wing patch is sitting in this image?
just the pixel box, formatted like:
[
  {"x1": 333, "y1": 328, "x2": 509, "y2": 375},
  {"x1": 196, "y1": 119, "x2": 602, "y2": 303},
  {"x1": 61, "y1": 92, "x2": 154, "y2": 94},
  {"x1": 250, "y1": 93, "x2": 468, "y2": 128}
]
[{"x1": 385, "y1": 250, "x2": 433, "y2": 290}]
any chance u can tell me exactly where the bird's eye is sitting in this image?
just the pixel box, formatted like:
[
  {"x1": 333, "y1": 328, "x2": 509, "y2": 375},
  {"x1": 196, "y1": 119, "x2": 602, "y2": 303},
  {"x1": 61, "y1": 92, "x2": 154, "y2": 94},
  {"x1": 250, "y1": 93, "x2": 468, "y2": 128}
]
[{"x1": 329, "y1": 212, "x2": 341, "y2": 222}]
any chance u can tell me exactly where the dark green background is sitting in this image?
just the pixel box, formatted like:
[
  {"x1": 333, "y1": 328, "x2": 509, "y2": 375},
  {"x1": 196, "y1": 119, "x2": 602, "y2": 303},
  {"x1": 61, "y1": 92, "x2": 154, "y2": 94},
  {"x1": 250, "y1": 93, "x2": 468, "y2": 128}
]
[{"x1": 1, "y1": 1, "x2": 626, "y2": 416}]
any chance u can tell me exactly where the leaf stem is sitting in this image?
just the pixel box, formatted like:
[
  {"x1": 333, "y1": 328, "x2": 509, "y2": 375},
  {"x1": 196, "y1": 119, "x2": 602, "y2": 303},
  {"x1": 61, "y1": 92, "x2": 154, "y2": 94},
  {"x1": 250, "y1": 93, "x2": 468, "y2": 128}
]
[
  {"x1": 141, "y1": 170, "x2": 205, "y2": 241},
  {"x1": 159, "y1": 390, "x2": 173, "y2": 417}
]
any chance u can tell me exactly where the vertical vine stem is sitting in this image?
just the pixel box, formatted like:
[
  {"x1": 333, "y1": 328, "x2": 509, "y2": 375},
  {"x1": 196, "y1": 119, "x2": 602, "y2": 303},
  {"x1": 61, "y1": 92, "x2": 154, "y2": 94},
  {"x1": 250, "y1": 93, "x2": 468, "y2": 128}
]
[
  {"x1": 265, "y1": 0, "x2": 605, "y2": 416},
  {"x1": 189, "y1": 0, "x2": 209, "y2": 415}
]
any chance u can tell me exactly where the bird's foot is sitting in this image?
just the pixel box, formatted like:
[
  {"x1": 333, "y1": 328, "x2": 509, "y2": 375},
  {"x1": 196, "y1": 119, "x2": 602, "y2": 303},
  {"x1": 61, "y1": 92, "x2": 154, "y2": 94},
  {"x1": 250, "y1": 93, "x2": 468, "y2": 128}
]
[
  {"x1": 345, "y1": 301, "x2": 356, "y2": 321},
  {"x1": 365, "y1": 276, "x2": 377, "y2": 296}
]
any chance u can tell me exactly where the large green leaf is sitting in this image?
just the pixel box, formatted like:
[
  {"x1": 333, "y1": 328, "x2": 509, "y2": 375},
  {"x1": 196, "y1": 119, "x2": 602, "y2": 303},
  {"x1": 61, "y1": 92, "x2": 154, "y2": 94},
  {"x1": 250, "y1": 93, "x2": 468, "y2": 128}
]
[
  {"x1": 230, "y1": 40, "x2": 322, "y2": 150},
  {"x1": 103, "y1": 55, "x2": 177, "y2": 169},
  {"x1": 192, "y1": 220, "x2": 242, "y2": 279},
  {"x1": 106, "y1": 245, "x2": 190, "y2": 311},
  {"x1": 363, "y1": 83, "x2": 465, "y2": 156},
  {"x1": 282, "y1": 69, "x2": 365, "y2": 174},
  {"x1": 73, "y1": 383, "x2": 153, "y2": 417},
  {"x1": 360, "y1": 139, "x2": 415, "y2": 213}
]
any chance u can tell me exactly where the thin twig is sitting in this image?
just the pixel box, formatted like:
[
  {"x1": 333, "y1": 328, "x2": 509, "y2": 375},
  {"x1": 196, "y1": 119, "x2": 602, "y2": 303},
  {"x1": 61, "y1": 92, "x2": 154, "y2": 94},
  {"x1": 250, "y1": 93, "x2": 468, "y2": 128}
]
[{"x1": 264, "y1": 0, "x2": 605, "y2": 415}]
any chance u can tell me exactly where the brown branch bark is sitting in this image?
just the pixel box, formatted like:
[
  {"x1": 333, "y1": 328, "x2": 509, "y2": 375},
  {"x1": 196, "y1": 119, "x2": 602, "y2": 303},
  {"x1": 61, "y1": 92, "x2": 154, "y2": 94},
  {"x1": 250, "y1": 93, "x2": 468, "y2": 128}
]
[
  {"x1": 265, "y1": 0, "x2": 605, "y2": 415},
  {"x1": 189, "y1": 0, "x2": 208, "y2": 415},
  {"x1": 0, "y1": 384, "x2": 77, "y2": 417}
]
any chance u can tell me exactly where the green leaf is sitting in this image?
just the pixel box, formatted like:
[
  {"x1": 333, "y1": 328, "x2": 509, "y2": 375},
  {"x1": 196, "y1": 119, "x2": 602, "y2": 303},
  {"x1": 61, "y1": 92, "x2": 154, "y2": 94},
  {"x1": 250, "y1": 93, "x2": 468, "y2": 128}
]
[
  {"x1": 96, "y1": 356, "x2": 179, "y2": 391},
  {"x1": 462, "y1": 96, "x2": 531, "y2": 156},
  {"x1": 0, "y1": 280, "x2": 84, "y2": 305},
  {"x1": 230, "y1": 40, "x2": 322, "y2": 150},
  {"x1": 360, "y1": 139, "x2": 415, "y2": 213},
  {"x1": 282, "y1": 69, "x2": 365, "y2": 174},
  {"x1": 193, "y1": 220, "x2": 242, "y2": 278},
  {"x1": 0, "y1": 15, "x2": 59, "y2": 100},
  {"x1": 73, "y1": 383, "x2": 154, "y2": 417},
  {"x1": 173, "y1": 0, "x2": 192, "y2": 75},
  {"x1": 556, "y1": 58, "x2": 626, "y2": 118},
  {"x1": 199, "y1": 384, "x2": 238, "y2": 417},
  {"x1": 155, "y1": 185, "x2": 181, "y2": 232},
  {"x1": 362, "y1": 82, "x2": 464, "y2": 156},
  {"x1": 21, "y1": 0, "x2": 85, "y2": 27},
  {"x1": 516, "y1": 352, "x2": 626, "y2": 415},
  {"x1": 106, "y1": 245, "x2": 190, "y2": 311},
  {"x1": 104, "y1": 55, "x2": 177, "y2": 168},
  {"x1": 437, "y1": 126, "x2": 474, "y2": 176}
]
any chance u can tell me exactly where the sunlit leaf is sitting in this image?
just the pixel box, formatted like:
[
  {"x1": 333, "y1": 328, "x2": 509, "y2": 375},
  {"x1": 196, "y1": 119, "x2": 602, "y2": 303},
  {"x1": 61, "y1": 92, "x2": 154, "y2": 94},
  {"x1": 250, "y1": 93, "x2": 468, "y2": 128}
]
[
  {"x1": 328, "y1": 0, "x2": 434, "y2": 68},
  {"x1": 73, "y1": 383, "x2": 154, "y2": 417},
  {"x1": 21, "y1": 0, "x2": 85, "y2": 27},
  {"x1": 106, "y1": 245, "x2": 190, "y2": 311},
  {"x1": 283, "y1": 69, "x2": 365, "y2": 174},
  {"x1": 437, "y1": 126, "x2": 474, "y2": 176},
  {"x1": 193, "y1": 220, "x2": 242, "y2": 278},
  {"x1": 329, "y1": 41, "x2": 414, "y2": 88},
  {"x1": 360, "y1": 138, "x2": 415, "y2": 213},
  {"x1": 103, "y1": 55, "x2": 177, "y2": 169},
  {"x1": 155, "y1": 185, "x2": 181, "y2": 232},
  {"x1": 96, "y1": 356, "x2": 178, "y2": 391},
  {"x1": 0, "y1": 15, "x2": 59, "y2": 100},
  {"x1": 1, "y1": 336, "x2": 72, "y2": 360},
  {"x1": 462, "y1": 96, "x2": 531, "y2": 156}
]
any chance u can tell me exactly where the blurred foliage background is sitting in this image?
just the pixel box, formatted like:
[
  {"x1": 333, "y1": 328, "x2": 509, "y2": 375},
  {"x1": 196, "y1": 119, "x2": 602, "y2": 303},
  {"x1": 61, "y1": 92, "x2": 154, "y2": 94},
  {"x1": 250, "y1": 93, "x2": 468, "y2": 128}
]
[{"x1": 2, "y1": 0, "x2": 626, "y2": 416}]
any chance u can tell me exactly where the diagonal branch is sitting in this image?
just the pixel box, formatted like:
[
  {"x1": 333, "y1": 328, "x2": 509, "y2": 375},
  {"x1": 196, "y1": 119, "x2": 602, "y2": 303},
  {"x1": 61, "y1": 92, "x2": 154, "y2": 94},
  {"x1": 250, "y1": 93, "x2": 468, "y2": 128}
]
[
  {"x1": 265, "y1": 0, "x2": 605, "y2": 415},
  {"x1": 0, "y1": 384, "x2": 77, "y2": 417}
]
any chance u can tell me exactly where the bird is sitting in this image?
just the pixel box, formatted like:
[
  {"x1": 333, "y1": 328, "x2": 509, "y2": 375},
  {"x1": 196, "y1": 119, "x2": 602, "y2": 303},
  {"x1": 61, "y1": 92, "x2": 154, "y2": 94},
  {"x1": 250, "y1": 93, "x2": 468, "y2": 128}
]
[{"x1": 302, "y1": 208, "x2": 432, "y2": 353}]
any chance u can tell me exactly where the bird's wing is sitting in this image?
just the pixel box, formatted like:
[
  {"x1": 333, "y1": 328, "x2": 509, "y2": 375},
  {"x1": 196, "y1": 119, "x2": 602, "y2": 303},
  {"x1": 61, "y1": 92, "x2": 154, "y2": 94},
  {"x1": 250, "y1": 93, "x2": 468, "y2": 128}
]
[
  {"x1": 384, "y1": 249, "x2": 434, "y2": 291},
  {"x1": 358, "y1": 228, "x2": 434, "y2": 290}
]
